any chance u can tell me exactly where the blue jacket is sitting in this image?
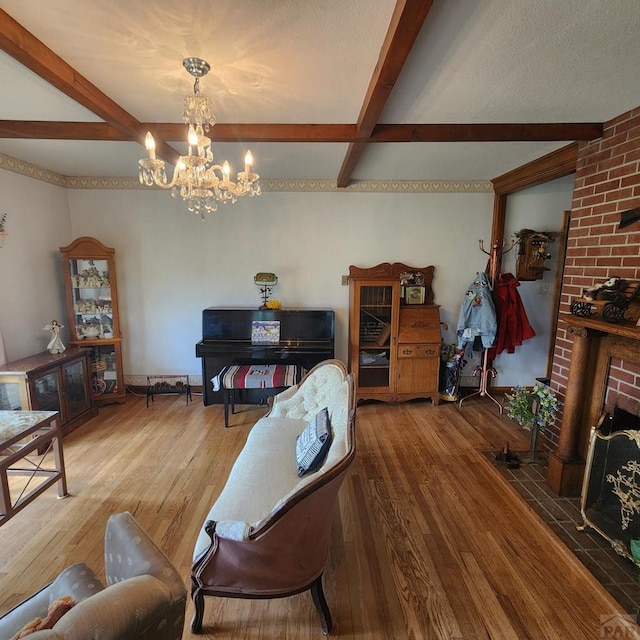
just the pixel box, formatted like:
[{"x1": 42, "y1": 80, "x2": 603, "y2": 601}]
[{"x1": 456, "y1": 272, "x2": 497, "y2": 351}]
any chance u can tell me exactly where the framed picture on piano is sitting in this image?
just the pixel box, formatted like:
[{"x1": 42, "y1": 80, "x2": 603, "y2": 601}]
[{"x1": 251, "y1": 321, "x2": 281, "y2": 344}]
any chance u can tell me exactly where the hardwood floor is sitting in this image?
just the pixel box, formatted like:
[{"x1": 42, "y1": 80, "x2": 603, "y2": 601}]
[{"x1": 0, "y1": 392, "x2": 636, "y2": 639}]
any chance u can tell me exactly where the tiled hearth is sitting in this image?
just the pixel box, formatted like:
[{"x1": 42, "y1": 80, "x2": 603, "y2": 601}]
[{"x1": 492, "y1": 453, "x2": 640, "y2": 615}]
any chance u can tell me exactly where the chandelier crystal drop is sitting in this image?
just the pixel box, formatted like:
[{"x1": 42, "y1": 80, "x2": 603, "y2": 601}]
[{"x1": 138, "y1": 57, "x2": 260, "y2": 219}]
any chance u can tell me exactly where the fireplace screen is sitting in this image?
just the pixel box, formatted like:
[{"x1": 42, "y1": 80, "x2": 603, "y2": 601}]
[{"x1": 580, "y1": 425, "x2": 640, "y2": 565}]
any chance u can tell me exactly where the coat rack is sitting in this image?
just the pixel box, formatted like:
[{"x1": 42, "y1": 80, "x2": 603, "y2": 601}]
[{"x1": 459, "y1": 238, "x2": 515, "y2": 413}]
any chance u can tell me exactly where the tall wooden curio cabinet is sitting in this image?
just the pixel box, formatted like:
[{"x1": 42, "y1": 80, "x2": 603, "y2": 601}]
[
  {"x1": 60, "y1": 237, "x2": 126, "y2": 405},
  {"x1": 348, "y1": 262, "x2": 441, "y2": 405}
]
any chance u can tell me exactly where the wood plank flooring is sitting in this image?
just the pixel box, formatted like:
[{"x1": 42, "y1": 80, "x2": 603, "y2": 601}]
[{"x1": 0, "y1": 393, "x2": 636, "y2": 639}]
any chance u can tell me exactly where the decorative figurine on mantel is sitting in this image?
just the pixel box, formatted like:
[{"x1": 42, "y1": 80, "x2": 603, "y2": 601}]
[
  {"x1": 44, "y1": 320, "x2": 66, "y2": 354},
  {"x1": 254, "y1": 273, "x2": 280, "y2": 309}
]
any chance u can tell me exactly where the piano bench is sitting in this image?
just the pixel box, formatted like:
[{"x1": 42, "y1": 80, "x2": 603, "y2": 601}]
[{"x1": 213, "y1": 364, "x2": 305, "y2": 427}]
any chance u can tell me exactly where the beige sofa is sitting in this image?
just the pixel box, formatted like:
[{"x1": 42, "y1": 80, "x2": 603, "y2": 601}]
[
  {"x1": 191, "y1": 359, "x2": 356, "y2": 635},
  {"x1": 0, "y1": 512, "x2": 187, "y2": 640}
]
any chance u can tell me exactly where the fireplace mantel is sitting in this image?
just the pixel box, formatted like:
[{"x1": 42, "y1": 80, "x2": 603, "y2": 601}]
[
  {"x1": 560, "y1": 313, "x2": 640, "y2": 341},
  {"x1": 547, "y1": 314, "x2": 640, "y2": 496}
]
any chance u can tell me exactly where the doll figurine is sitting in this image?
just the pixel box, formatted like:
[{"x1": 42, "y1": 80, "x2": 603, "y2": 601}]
[{"x1": 44, "y1": 320, "x2": 66, "y2": 354}]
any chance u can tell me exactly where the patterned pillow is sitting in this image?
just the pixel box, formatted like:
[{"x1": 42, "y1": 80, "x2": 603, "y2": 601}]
[{"x1": 296, "y1": 407, "x2": 332, "y2": 477}]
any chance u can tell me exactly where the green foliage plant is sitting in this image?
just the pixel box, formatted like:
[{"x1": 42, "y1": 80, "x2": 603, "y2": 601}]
[{"x1": 505, "y1": 382, "x2": 561, "y2": 433}]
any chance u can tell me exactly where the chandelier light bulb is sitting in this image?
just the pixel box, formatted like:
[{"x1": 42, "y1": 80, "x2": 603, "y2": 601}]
[
  {"x1": 244, "y1": 150, "x2": 253, "y2": 172},
  {"x1": 188, "y1": 125, "x2": 198, "y2": 147},
  {"x1": 222, "y1": 161, "x2": 230, "y2": 179},
  {"x1": 144, "y1": 131, "x2": 156, "y2": 160}
]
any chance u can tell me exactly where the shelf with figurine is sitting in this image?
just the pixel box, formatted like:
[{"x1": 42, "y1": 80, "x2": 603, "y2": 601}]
[
  {"x1": 60, "y1": 237, "x2": 126, "y2": 404},
  {"x1": 569, "y1": 276, "x2": 640, "y2": 325},
  {"x1": 74, "y1": 320, "x2": 115, "y2": 341},
  {"x1": 73, "y1": 303, "x2": 112, "y2": 315}
]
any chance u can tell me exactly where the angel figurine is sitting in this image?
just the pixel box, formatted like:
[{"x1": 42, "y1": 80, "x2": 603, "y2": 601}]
[{"x1": 44, "y1": 320, "x2": 66, "y2": 354}]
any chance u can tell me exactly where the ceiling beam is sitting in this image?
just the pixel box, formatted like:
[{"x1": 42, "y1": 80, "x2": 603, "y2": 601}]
[
  {"x1": 0, "y1": 121, "x2": 359, "y2": 142},
  {"x1": 0, "y1": 121, "x2": 129, "y2": 140},
  {"x1": 370, "y1": 123, "x2": 604, "y2": 142},
  {"x1": 492, "y1": 141, "x2": 579, "y2": 194},
  {"x1": 489, "y1": 142, "x2": 580, "y2": 259},
  {"x1": 336, "y1": 0, "x2": 435, "y2": 188},
  {"x1": 0, "y1": 121, "x2": 605, "y2": 144},
  {"x1": 146, "y1": 123, "x2": 358, "y2": 143},
  {"x1": 0, "y1": 9, "x2": 179, "y2": 164}
]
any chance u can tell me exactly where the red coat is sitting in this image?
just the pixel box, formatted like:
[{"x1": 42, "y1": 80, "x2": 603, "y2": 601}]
[{"x1": 488, "y1": 273, "x2": 535, "y2": 358}]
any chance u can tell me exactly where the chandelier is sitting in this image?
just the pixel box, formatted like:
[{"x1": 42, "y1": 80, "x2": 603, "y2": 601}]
[{"x1": 138, "y1": 57, "x2": 260, "y2": 217}]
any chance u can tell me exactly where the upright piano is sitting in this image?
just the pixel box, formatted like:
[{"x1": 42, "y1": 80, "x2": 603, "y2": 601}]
[{"x1": 195, "y1": 308, "x2": 335, "y2": 405}]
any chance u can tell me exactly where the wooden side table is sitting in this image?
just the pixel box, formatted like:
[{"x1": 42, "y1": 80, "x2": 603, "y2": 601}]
[{"x1": 0, "y1": 410, "x2": 68, "y2": 526}]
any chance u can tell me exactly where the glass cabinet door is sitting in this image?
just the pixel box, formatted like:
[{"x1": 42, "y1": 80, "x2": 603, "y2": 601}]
[
  {"x1": 356, "y1": 284, "x2": 395, "y2": 390},
  {"x1": 67, "y1": 258, "x2": 114, "y2": 341},
  {"x1": 88, "y1": 344, "x2": 121, "y2": 399},
  {"x1": 62, "y1": 358, "x2": 89, "y2": 419},
  {"x1": 33, "y1": 370, "x2": 62, "y2": 414},
  {"x1": 0, "y1": 379, "x2": 24, "y2": 410}
]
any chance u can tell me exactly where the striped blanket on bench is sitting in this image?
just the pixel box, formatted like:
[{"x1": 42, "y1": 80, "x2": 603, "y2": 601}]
[{"x1": 212, "y1": 364, "x2": 304, "y2": 392}]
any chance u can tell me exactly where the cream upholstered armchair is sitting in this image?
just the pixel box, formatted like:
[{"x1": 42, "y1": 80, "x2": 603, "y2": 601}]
[{"x1": 191, "y1": 359, "x2": 356, "y2": 635}]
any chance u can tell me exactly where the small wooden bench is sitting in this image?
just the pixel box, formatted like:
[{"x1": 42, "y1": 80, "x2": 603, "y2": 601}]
[{"x1": 212, "y1": 364, "x2": 305, "y2": 427}]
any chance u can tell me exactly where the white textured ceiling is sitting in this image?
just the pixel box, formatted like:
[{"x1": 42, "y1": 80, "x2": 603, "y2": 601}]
[{"x1": 0, "y1": 0, "x2": 639, "y2": 182}]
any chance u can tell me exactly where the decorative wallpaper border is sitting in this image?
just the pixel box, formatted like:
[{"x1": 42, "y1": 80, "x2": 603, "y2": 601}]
[
  {"x1": 0, "y1": 153, "x2": 67, "y2": 186},
  {"x1": 0, "y1": 153, "x2": 493, "y2": 193},
  {"x1": 66, "y1": 176, "x2": 144, "y2": 189},
  {"x1": 258, "y1": 179, "x2": 493, "y2": 193}
]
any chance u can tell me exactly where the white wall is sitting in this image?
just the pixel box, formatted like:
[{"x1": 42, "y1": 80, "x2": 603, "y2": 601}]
[
  {"x1": 496, "y1": 174, "x2": 574, "y2": 387},
  {"x1": 1, "y1": 170, "x2": 574, "y2": 390},
  {"x1": 67, "y1": 187, "x2": 495, "y2": 383},
  {"x1": 0, "y1": 170, "x2": 72, "y2": 361}
]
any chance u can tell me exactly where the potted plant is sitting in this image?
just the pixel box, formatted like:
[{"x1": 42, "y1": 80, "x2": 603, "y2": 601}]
[{"x1": 505, "y1": 382, "x2": 561, "y2": 463}]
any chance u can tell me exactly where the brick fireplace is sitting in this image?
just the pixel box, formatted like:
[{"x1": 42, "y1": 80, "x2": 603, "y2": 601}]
[
  {"x1": 604, "y1": 357, "x2": 640, "y2": 418},
  {"x1": 546, "y1": 106, "x2": 640, "y2": 496}
]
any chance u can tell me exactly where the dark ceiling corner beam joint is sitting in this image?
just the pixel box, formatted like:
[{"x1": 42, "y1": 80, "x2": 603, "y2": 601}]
[
  {"x1": 337, "y1": 0, "x2": 435, "y2": 188},
  {"x1": 370, "y1": 123, "x2": 604, "y2": 142},
  {"x1": 0, "y1": 9, "x2": 179, "y2": 164}
]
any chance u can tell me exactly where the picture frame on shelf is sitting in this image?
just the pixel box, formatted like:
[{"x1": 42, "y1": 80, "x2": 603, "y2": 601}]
[{"x1": 405, "y1": 286, "x2": 425, "y2": 304}]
